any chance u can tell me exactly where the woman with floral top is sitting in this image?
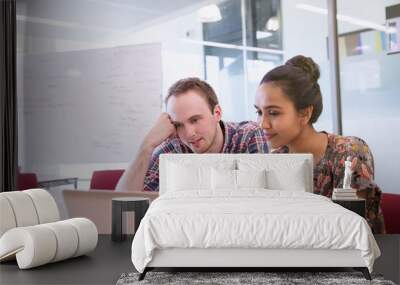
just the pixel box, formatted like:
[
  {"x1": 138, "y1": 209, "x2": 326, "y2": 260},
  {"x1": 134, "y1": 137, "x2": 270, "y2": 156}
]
[{"x1": 254, "y1": 55, "x2": 385, "y2": 234}]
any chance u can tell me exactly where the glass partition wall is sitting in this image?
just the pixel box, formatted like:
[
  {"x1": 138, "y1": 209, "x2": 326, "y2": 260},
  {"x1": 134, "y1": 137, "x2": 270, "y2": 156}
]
[{"x1": 337, "y1": 0, "x2": 400, "y2": 195}]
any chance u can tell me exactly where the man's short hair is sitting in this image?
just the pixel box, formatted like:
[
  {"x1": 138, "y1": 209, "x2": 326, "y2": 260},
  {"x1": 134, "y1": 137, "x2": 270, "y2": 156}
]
[{"x1": 165, "y1": 77, "x2": 219, "y2": 113}]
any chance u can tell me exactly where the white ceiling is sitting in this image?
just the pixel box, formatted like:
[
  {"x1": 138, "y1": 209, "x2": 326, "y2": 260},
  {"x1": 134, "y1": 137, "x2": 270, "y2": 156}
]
[{"x1": 16, "y1": 0, "x2": 208, "y2": 41}]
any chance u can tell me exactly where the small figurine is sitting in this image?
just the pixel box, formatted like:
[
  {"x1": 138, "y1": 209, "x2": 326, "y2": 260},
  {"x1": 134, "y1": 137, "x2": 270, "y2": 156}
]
[{"x1": 343, "y1": 156, "x2": 353, "y2": 189}]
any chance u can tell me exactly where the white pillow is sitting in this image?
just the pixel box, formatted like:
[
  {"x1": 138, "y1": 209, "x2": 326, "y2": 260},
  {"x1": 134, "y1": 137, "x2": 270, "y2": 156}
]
[
  {"x1": 211, "y1": 168, "x2": 236, "y2": 190},
  {"x1": 266, "y1": 163, "x2": 307, "y2": 191},
  {"x1": 167, "y1": 162, "x2": 212, "y2": 192},
  {"x1": 237, "y1": 158, "x2": 308, "y2": 192},
  {"x1": 236, "y1": 169, "x2": 267, "y2": 189},
  {"x1": 211, "y1": 169, "x2": 268, "y2": 190}
]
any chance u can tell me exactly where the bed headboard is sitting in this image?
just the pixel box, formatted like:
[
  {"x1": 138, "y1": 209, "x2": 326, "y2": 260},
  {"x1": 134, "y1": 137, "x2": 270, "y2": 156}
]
[{"x1": 159, "y1": 154, "x2": 313, "y2": 195}]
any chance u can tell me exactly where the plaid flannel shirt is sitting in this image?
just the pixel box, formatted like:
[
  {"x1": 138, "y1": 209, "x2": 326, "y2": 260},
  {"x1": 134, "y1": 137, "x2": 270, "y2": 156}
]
[{"x1": 143, "y1": 121, "x2": 269, "y2": 191}]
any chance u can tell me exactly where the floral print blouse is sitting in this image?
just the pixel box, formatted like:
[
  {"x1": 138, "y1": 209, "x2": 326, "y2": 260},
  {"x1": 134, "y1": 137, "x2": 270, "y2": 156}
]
[{"x1": 273, "y1": 132, "x2": 385, "y2": 234}]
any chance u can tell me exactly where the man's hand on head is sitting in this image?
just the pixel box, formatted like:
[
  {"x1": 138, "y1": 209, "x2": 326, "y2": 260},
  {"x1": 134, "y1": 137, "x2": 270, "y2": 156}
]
[{"x1": 142, "y1": 112, "x2": 176, "y2": 150}]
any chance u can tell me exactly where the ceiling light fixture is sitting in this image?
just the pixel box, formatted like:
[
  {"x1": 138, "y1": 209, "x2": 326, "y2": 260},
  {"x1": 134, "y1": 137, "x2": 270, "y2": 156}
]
[
  {"x1": 266, "y1": 16, "x2": 280, "y2": 31},
  {"x1": 197, "y1": 4, "x2": 222, "y2": 23}
]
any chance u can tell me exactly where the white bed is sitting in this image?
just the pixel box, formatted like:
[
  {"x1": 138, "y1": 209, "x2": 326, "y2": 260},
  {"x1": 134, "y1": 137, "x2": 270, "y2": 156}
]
[{"x1": 131, "y1": 154, "x2": 380, "y2": 280}]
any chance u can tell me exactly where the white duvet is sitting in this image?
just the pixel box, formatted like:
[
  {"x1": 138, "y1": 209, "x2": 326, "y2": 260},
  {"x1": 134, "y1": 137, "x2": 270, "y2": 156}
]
[{"x1": 131, "y1": 190, "x2": 380, "y2": 273}]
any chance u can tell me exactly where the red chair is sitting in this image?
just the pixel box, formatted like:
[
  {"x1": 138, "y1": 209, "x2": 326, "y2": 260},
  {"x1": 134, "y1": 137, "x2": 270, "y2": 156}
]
[
  {"x1": 89, "y1": 170, "x2": 124, "y2": 191},
  {"x1": 381, "y1": 193, "x2": 400, "y2": 234},
  {"x1": 17, "y1": 173, "x2": 39, "y2": 190}
]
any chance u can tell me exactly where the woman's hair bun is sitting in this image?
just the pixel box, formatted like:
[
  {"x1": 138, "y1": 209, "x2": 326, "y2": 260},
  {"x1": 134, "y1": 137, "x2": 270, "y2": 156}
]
[{"x1": 285, "y1": 55, "x2": 320, "y2": 83}]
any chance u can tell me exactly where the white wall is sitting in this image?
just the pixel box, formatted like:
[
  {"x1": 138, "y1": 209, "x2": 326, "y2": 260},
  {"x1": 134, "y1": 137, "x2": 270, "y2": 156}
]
[
  {"x1": 17, "y1": 1, "x2": 206, "y2": 183},
  {"x1": 112, "y1": 13, "x2": 205, "y2": 96}
]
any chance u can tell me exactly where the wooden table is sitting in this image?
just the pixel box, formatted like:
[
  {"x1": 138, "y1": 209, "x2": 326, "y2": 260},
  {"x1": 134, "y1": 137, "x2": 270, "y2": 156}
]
[
  {"x1": 63, "y1": 189, "x2": 158, "y2": 234},
  {"x1": 38, "y1": 177, "x2": 78, "y2": 189}
]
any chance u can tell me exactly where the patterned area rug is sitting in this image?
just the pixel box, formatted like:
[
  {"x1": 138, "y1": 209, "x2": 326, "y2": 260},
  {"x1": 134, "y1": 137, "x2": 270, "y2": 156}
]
[{"x1": 116, "y1": 271, "x2": 396, "y2": 285}]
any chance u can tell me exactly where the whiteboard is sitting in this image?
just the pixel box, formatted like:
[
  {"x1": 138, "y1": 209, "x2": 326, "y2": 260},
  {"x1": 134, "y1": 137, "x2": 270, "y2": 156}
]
[{"x1": 22, "y1": 43, "x2": 162, "y2": 164}]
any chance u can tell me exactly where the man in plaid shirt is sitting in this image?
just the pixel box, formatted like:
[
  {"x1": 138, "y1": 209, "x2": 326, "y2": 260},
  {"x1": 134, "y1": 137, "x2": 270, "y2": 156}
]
[{"x1": 116, "y1": 77, "x2": 269, "y2": 192}]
